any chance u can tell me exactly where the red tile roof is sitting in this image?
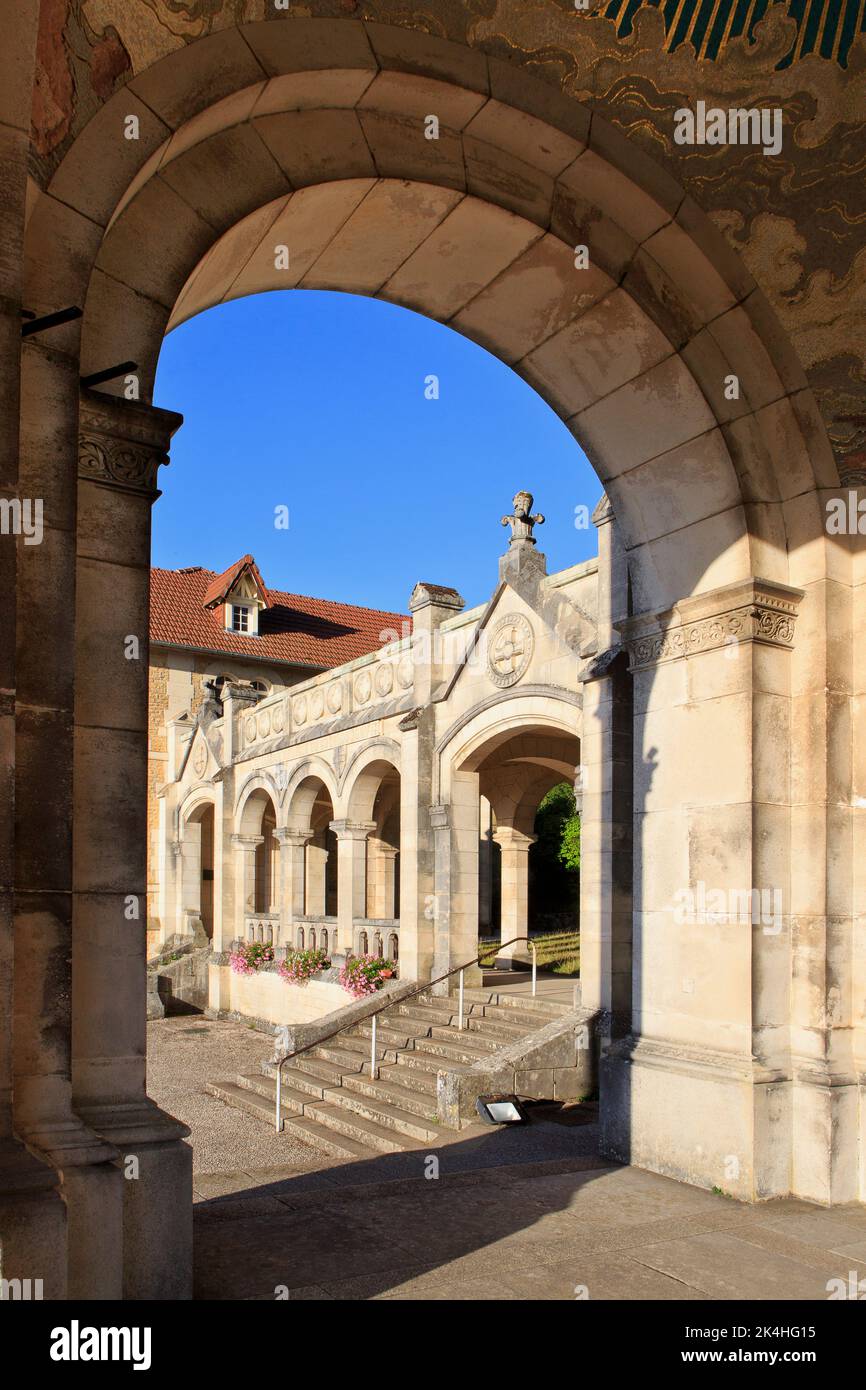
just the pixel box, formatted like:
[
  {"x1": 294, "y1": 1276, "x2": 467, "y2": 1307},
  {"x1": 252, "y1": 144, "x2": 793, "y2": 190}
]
[{"x1": 150, "y1": 562, "x2": 410, "y2": 670}]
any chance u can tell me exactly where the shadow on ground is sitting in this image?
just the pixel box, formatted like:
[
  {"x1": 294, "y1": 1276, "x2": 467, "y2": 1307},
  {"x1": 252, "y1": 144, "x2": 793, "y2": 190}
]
[{"x1": 191, "y1": 1119, "x2": 866, "y2": 1301}]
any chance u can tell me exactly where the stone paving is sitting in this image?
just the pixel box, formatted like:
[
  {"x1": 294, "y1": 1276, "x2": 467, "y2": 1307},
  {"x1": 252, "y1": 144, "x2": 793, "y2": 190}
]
[{"x1": 148, "y1": 1017, "x2": 866, "y2": 1301}]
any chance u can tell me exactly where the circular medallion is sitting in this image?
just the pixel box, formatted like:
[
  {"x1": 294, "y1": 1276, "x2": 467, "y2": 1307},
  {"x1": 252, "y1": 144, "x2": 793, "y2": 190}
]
[
  {"x1": 327, "y1": 682, "x2": 343, "y2": 714},
  {"x1": 397, "y1": 655, "x2": 414, "y2": 689},
  {"x1": 374, "y1": 663, "x2": 394, "y2": 697},
  {"x1": 355, "y1": 671, "x2": 372, "y2": 704},
  {"x1": 244, "y1": 716, "x2": 256, "y2": 744},
  {"x1": 487, "y1": 613, "x2": 534, "y2": 688},
  {"x1": 257, "y1": 710, "x2": 271, "y2": 739},
  {"x1": 293, "y1": 695, "x2": 307, "y2": 726},
  {"x1": 310, "y1": 689, "x2": 324, "y2": 721},
  {"x1": 271, "y1": 702, "x2": 285, "y2": 734}
]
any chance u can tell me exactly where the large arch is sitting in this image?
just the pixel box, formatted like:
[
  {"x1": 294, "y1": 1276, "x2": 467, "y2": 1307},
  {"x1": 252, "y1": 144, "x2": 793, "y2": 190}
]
[
  {"x1": 7, "y1": 14, "x2": 859, "y2": 1305},
  {"x1": 30, "y1": 44, "x2": 838, "y2": 612}
]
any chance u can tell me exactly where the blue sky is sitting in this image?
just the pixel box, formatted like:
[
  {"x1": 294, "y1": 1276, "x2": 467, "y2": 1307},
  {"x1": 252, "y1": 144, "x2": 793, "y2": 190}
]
[{"x1": 153, "y1": 290, "x2": 602, "y2": 613}]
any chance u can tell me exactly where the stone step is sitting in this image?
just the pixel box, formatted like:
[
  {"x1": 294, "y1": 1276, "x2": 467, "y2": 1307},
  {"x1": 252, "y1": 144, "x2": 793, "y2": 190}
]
[
  {"x1": 340, "y1": 1070, "x2": 440, "y2": 1119},
  {"x1": 349, "y1": 1020, "x2": 423, "y2": 1049},
  {"x1": 277, "y1": 1054, "x2": 349, "y2": 1086},
  {"x1": 311, "y1": 1039, "x2": 394, "y2": 1070},
  {"x1": 414, "y1": 1034, "x2": 499, "y2": 1065},
  {"x1": 264, "y1": 1064, "x2": 328, "y2": 1100},
  {"x1": 304, "y1": 1101, "x2": 419, "y2": 1154},
  {"x1": 204, "y1": 1080, "x2": 370, "y2": 1159},
  {"x1": 394, "y1": 1050, "x2": 449, "y2": 1076},
  {"x1": 235, "y1": 1071, "x2": 311, "y2": 1113},
  {"x1": 468, "y1": 1003, "x2": 563, "y2": 1031},
  {"x1": 388, "y1": 1002, "x2": 455, "y2": 1029},
  {"x1": 465, "y1": 1015, "x2": 535, "y2": 1041},
  {"x1": 332, "y1": 1087, "x2": 439, "y2": 1142},
  {"x1": 428, "y1": 1024, "x2": 501, "y2": 1052},
  {"x1": 377, "y1": 1061, "x2": 438, "y2": 1093},
  {"x1": 461, "y1": 990, "x2": 573, "y2": 1019}
]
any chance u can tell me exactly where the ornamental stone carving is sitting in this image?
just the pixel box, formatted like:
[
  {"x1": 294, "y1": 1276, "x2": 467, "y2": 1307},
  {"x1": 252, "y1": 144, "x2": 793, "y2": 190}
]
[
  {"x1": 327, "y1": 682, "x2": 343, "y2": 714},
  {"x1": 355, "y1": 671, "x2": 372, "y2": 704},
  {"x1": 487, "y1": 613, "x2": 534, "y2": 687},
  {"x1": 501, "y1": 490, "x2": 544, "y2": 546},
  {"x1": 375, "y1": 663, "x2": 394, "y2": 697},
  {"x1": 310, "y1": 689, "x2": 324, "y2": 721},
  {"x1": 620, "y1": 581, "x2": 803, "y2": 671},
  {"x1": 78, "y1": 393, "x2": 182, "y2": 496},
  {"x1": 192, "y1": 739, "x2": 207, "y2": 777}
]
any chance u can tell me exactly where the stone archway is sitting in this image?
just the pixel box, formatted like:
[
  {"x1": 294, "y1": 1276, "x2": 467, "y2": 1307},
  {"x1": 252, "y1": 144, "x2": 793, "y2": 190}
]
[
  {"x1": 472, "y1": 728, "x2": 581, "y2": 968},
  {"x1": 6, "y1": 14, "x2": 860, "y2": 1305},
  {"x1": 180, "y1": 799, "x2": 216, "y2": 942},
  {"x1": 344, "y1": 753, "x2": 402, "y2": 962},
  {"x1": 284, "y1": 771, "x2": 338, "y2": 952}
]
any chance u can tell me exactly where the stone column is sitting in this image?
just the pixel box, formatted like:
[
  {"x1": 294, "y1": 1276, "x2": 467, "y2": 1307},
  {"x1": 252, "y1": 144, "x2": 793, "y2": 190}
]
[
  {"x1": 69, "y1": 392, "x2": 192, "y2": 1299},
  {"x1": 274, "y1": 828, "x2": 310, "y2": 948},
  {"x1": 305, "y1": 836, "x2": 328, "y2": 918},
  {"x1": 431, "y1": 782, "x2": 482, "y2": 990},
  {"x1": 330, "y1": 821, "x2": 375, "y2": 955},
  {"x1": 231, "y1": 834, "x2": 262, "y2": 941},
  {"x1": 604, "y1": 578, "x2": 804, "y2": 1203},
  {"x1": 478, "y1": 796, "x2": 494, "y2": 932},
  {"x1": 178, "y1": 823, "x2": 202, "y2": 932},
  {"x1": 578, "y1": 649, "x2": 634, "y2": 1041},
  {"x1": 396, "y1": 708, "x2": 436, "y2": 982},
  {"x1": 0, "y1": 0, "x2": 67, "y2": 1299},
  {"x1": 492, "y1": 828, "x2": 536, "y2": 967},
  {"x1": 367, "y1": 842, "x2": 398, "y2": 919},
  {"x1": 580, "y1": 496, "x2": 633, "y2": 1048}
]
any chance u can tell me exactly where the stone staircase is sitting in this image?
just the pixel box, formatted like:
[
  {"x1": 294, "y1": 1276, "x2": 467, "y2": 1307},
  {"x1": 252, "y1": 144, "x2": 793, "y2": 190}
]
[{"x1": 206, "y1": 988, "x2": 574, "y2": 1158}]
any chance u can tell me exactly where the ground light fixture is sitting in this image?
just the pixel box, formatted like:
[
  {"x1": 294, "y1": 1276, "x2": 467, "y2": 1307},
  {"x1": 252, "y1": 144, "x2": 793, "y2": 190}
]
[{"x1": 475, "y1": 1094, "x2": 531, "y2": 1125}]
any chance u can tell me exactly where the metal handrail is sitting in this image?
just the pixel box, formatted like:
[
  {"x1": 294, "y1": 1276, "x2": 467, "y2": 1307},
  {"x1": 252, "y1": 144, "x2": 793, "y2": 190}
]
[{"x1": 274, "y1": 936, "x2": 537, "y2": 1132}]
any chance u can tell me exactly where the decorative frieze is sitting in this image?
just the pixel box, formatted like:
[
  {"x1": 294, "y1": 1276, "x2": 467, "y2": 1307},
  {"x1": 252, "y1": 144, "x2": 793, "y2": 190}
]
[
  {"x1": 618, "y1": 579, "x2": 804, "y2": 671},
  {"x1": 242, "y1": 656, "x2": 415, "y2": 751}
]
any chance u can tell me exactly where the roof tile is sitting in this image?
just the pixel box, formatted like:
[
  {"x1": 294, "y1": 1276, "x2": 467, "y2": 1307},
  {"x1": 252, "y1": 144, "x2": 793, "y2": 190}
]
[{"x1": 150, "y1": 563, "x2": 410, "y2": 670}]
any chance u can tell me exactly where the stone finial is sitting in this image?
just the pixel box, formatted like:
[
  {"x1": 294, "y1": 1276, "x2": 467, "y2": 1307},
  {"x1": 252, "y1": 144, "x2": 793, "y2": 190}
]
[{"x1": 501, "y1": 490, "x2": 544, "y2": 547}]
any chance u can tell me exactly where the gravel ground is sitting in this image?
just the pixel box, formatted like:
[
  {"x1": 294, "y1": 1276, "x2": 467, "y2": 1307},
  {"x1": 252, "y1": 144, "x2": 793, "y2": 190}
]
[{"x1": 146, "y1": 1016, "x2": 326, "y2": 1179}]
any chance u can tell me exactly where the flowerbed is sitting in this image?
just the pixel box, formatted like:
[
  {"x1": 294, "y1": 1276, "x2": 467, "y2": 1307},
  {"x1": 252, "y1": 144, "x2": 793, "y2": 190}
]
[
  {"x1": 278, "y1": 948, "x2": 331, "y2": 985},
  {"x1": 339, "y1": 955, "x2": 397, "y2": 999},
  {"x1": 229, "y1": 941, "x2": 274, "y2": 975}
]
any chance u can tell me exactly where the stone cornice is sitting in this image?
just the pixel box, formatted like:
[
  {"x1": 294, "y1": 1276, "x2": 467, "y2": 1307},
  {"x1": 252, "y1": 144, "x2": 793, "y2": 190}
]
[
  {"x1": 78, "y1": 390, "x2": 183, "y2": 497},
  {"x1": 616, "y1": 578, "x2": 804, "y2": 671}
]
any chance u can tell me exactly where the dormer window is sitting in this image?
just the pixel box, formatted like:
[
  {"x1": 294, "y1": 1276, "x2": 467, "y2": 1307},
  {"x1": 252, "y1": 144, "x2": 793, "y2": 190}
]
[{"x1": 203, "y1": 555, "x2": 269, "y2": 638}]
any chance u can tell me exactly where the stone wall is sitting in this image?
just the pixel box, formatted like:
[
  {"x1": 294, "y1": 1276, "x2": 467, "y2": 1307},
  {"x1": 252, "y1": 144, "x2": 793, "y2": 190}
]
[{"x1": 208, "y1": 962, "x2": 350, "y2": 1027}]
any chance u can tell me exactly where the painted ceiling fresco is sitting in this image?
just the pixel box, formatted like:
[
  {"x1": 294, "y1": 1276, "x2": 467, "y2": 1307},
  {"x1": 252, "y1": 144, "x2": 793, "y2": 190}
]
[{"x1": 31, "y1": 1, "x2": 866, "y2": 479}]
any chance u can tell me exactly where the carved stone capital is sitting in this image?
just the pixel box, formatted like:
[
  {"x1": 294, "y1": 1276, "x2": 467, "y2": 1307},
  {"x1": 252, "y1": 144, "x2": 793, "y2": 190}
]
[
  {"x1": 78, "y1": 390, "x2": 182, "y2": 498},
  {"x1": 329, "y1": 819, "x2": 377, "y2": 841},
  {"x1": 617, "y1": 579, "x2": 804, "y2": 671}
]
